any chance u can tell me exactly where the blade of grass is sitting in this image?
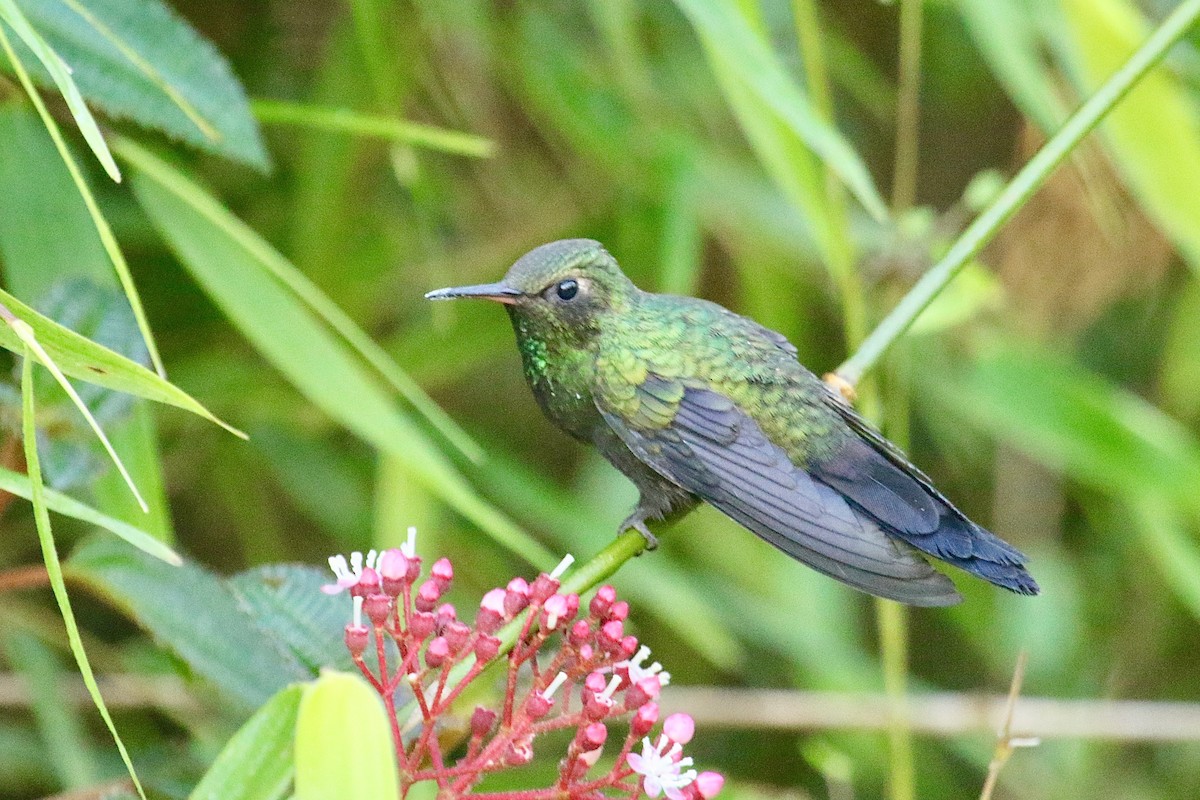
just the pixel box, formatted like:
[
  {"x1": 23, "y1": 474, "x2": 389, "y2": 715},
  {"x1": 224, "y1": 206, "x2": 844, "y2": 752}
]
[
  {"x1": 0, "y1": 285, "x2": 240, "y2": 436},
  {"x1": 672, "y1": 0, "x2": 887, "y2": 220},
  {"x1": 838, "y1": 0, "x2": 1200, "y2": 385},
  {"x1": 19, "y1": 347, "x2": 146, "y2": 800},
  {"x1": 0, "y1": 0, "x2": 119, "y2": 180},
  {"x1": 0, "y1": 19, "x2": 165, "y2": 378},
  {"x1": 6, "y1": 315, "x2": 147, "y2": 513},
  {"x1": 0, "y1": 463, "x2": 179, "y2": 565},
  {"x1": 252, "y1": 100, "x2": 494, "y2": 158},
  {"x1": 114, "y1": 135, "x2": 482, "y2": 464}
]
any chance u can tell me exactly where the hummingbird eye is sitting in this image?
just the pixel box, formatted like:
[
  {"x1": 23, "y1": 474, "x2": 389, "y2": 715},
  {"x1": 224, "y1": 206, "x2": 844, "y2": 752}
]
[{"x1": 555, "y1": 279, "x2": 579, "y2": 301}]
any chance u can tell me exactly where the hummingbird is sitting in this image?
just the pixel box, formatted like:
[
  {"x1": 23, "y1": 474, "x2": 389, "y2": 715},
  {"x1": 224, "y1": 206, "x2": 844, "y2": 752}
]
[{"x1": 427, "y1": 239, "x2": 1038, "y2": 606}]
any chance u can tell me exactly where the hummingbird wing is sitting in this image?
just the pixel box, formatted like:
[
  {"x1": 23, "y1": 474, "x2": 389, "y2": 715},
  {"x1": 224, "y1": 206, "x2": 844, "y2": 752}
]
[
  {"x1": 596, "y1": 377, "x2": 963, "y2": 606},
  {"x1": 812, "y1": 392, "x2": 1038, "y2": 595}
]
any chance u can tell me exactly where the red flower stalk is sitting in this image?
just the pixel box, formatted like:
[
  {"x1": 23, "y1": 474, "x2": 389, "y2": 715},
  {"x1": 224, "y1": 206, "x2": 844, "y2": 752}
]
[{"x1": 323, "y1": 533, "x2": 722, "y2": 800}]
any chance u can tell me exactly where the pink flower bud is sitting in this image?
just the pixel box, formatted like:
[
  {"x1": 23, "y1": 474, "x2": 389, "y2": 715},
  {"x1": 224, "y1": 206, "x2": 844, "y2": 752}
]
[
  {"x1": 480, "y1": 588, "x2": 506, "y2": 614},
  {"x1": 584, "y1": 671, "x2": 607, "y2": 693},
  {"x1": 344, "y1": 624, "x2": 370, "y2": 657},
  {"x1": 378, "y1": 549, "x2": 409, "y2": 595},
  {"x1": 363, "y1": 593, "x2": 392, "y2": 626},
  {"x1": 542, "y1": 594, "x2": 570, "y2": 629},
  {"x1": 664, "y1": 713, "x2": 695, "y2": 744},
  {"x1": 695, "y1": 772, "x2": 725, "y2": 799},
  {"x1": 431, "y1": 557, "x2": 454, "y2": 586},
  {"x1": 351, "y1": 566, "x2": 381, "y2": 597},
  {"x1": 404, "y1": 554, "x2": 422, "y2": 582},
  {"x1": 620, "y1": 635, "x2": 640, "y2": 659},
  {"x1": 470, "y1": 705, "x2": 497, "y2": 737},
  {"x1": 589, "y1": 585, "x2": 616, "y2": 617},
  {"x1": 476, "y1": 608, "x2": 502, "y2": 635},
  {"x1": 505, "y1": 578, "x2": 531, "y2": 615},
  {"x1": 409, "y1": 611, "x2": 436, "y2": 640},
  {"x1": 474, "y1": 634, "x2": 501, "y2": 662},
  {"x1": 444, "y1": 621, "x2": 471, "y2": 653},
  {"x1": 426, "y1": 636, "x2": 450, "y2": 668},
  {"x1": 600, "y1": 620, "x2": 624, "y2": 653},
  {"x1": 435, "y1": 603, "x2": 457, "y2": 629},
  {"x1": 415, "y1": 580, "x2": 443, "y2": 612},
  {"x1": 632, "y1": 702, "x2": 659, "y2": 735},
  {"x1": 577, "y1": 721, "x2": 607, "y2": 751},
  {"x1": 530, "y1": 573, "x2": 559, "y2": 603},
  {"x1": 578, "y1": 643, "x2": 594, "y2": 662},
  {"x1": 624, "y1": 675, "x2": 661, "y2": 709},
  {"x1": 568, "y1": 620, "x2": 591, "y2": 646},
  {"x1": 565, "y1": 593, "x2": 580, "y2": 618},
  {"x1": 525, "y1": 693, "x2": 552, "y2": 718},
  {"x1": 584, "y1": 691, "x2": 614, "y2": 720},
  {"x1": 608, "y1": 600, "x2": 629, "y2": 621}
]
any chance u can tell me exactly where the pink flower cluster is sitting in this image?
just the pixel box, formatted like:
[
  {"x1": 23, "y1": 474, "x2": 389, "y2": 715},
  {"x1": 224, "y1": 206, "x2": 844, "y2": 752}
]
[{"x1": 323, "y1": 530, "x2": 723, "y2": 800}]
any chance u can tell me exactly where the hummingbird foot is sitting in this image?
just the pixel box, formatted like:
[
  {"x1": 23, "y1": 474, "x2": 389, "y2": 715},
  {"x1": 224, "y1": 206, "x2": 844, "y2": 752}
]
[{"x1": 619, "y1": 512, "x2": 659, "y2": 551}]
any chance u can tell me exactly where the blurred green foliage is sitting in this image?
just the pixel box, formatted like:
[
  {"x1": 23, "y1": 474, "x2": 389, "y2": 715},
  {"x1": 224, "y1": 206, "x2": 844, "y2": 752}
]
[{"x1": 0, "y1": 0, "x2": 1199, "y2": 798}]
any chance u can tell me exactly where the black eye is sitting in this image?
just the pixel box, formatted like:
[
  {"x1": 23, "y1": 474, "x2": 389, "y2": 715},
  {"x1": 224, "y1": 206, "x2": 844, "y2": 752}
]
[{"x1": 555, "y1": 279, "x2": 579, "y2": 301}]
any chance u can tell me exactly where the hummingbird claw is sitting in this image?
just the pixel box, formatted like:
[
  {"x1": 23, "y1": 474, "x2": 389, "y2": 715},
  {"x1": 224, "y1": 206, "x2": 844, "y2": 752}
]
[{"x1": 620, "y1": 516, "x2": 659, "y2": 552}]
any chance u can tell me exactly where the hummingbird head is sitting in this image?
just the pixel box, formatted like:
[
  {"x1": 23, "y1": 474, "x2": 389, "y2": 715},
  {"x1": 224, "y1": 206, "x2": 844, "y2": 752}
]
[{"x1": 425, "y1": 239, "x2": 635, "y2": 347}]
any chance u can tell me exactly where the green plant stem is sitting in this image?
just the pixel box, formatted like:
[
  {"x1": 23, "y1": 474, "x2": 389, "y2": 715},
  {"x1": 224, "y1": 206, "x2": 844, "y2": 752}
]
[
  {"x1": 251, "y1": 100, "x2": 495, "y2": 158},
  {"x1": 838, "y1": 0, "x2": 1200, "y2": 386},
  {"x1": 891, "y1": 0, "x2": 923, "y2": 214}
]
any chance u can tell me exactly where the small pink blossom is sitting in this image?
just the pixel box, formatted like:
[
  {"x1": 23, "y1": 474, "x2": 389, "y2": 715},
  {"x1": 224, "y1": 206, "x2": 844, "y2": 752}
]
[
  {"x1": 627, "y1": 736, "x2": 697, "y2": 800},
  {"x1": 322, "y1": 550, "x2": 378, "y2": 594}
]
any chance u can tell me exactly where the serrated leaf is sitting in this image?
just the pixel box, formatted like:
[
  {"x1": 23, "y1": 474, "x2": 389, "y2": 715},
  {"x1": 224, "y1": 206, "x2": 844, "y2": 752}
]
[
  {"x1": 229, "y1": 565, "x2": 356, "y2": 674},
  {"x1": 5, "y1": 0, "x2": 268, "y2": 169},
  {"x1": 189, "y1": 684, "x2": 302, "y2": 800},
  {"x1": 66, "y1": 536, "x2": 310, "y2": 709},
  {"x1": 119, "y1": 138, "x2": 555, "y2": 570},
  {"x1": 670, "y1": 0, "x2": 886, "y2": 220},
  {"x1": 0, "y1": 0, "x2": 120, "y2": 180},
  {"x1": 294, "y1": 672, "x2": 399, "y2": 800}
]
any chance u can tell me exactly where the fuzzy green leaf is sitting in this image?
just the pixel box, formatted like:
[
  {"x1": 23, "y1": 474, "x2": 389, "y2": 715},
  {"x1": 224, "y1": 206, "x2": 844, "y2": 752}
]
[
  {"x1": 5, "y1": 0, "x2": 268, "y2": 169},
  {"x1": 67, "y1": 537, "x2": 310, "y2": 709}
]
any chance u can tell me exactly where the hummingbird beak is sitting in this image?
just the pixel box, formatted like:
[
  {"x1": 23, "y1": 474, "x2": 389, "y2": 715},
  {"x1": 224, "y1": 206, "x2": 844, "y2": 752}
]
[{"x1": 424, "y1": 282, "x2": 522, "y2": 305}]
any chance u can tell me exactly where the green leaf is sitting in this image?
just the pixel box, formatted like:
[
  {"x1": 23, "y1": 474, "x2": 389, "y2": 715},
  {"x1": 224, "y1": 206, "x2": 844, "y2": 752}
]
[
  {"x1": 935, "y1": 341, "x2": 1200, "y2": 510},
  {"x1": 0, "y1": 106, "x2": 109, "y2": 298},
  {"x1": 670, "y1": 0, "x2": 887, "y2": 220},
  {"x1": 0, "y1": 0, "x2": 120, "y2": 180},
  {"x1": 0, "y1": 465, "x2": 179, "y2": 566},
  {"x1": 119, "y1": 138, "x2": 555, "y2": 570},
  {"x1": 1057, "y1": 0, "x2": 1200, "y2": 273},
  {"x1": 20, "y1": 350, "x2": 146, "y2": 799},
  {"x1": 955, "y1": 0, "x2": 1068, "y2": 132},
  {"x1": 252, "y1": 100, "x2": 494, "y2": 158},
  {"x1": 294, "y1": 672, "x2": 400, "y2": 800},
  {"x1": 67, "y1": 536, "x2": 310, "y2": 709},
  {"x1": 0, "y1": 284, "x2": 240, "y2": 435},
  {"x1": 229, "y1": 565, "x2": 357, "y2": 674},
  {"x1": 6, "y1": 0, "x2": 268, "y2": 169},
  {"x1": 189, "y1": 684, "x2": 303, "y2": 800},
  {"x1": 2, "y1": 631, "x2": 97, "y2": 788}
]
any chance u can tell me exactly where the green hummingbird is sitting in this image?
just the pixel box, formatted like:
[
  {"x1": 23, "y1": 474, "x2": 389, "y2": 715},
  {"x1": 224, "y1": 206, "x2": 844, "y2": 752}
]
[{"x1": 427, "y1": 239, "x2": 1038, "y2": 606}]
